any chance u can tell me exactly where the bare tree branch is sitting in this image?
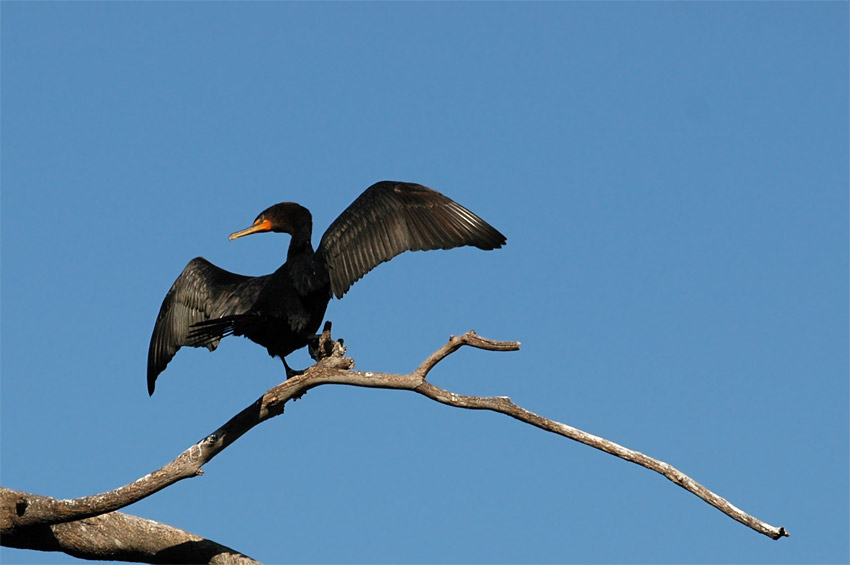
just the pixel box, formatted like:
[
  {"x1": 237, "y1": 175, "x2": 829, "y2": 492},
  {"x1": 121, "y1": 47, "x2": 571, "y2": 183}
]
[
  {"x1": 1, "y1": 328, "x2": 787, "y2": 564},
  {"x1": 0, "y1": 488, "x2": 258, "y2": 564},
  {"x1": 407, "y1": 336, "x2": 789, "y2": 540}
]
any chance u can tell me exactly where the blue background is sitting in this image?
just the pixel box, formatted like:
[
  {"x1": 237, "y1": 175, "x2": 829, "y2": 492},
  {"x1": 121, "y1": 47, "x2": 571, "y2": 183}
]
[{"x1": 2, "y1": 3, "x2": 847, "y2": 563}]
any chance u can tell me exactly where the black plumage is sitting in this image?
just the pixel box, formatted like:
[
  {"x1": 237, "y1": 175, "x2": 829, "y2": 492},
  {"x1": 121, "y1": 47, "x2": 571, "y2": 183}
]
[{"x1": 147, "y1": 181, "x2": 506, "y2": 395}]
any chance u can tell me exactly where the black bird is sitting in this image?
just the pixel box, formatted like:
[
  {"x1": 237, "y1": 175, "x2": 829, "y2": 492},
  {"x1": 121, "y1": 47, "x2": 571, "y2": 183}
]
[{"x1": 147, "y1": 181, "x2": 505, "y2": 395}]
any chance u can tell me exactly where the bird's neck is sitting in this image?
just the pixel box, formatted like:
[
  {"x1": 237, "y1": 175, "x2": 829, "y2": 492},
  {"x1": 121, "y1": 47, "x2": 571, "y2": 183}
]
[{"x1": 287, "y1": 223, "x2": 314, "y2": 262}]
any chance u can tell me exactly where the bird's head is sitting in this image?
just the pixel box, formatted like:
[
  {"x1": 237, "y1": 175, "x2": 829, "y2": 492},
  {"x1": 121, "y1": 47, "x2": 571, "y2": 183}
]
[{"x1": 229, "y1": 202, "x2": 312, "y2": 241}]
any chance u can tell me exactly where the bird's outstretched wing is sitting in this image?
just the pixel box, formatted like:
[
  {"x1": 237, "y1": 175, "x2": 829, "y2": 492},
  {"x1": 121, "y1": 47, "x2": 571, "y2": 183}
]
[
  {"x1": 147, "y1": 257, "x2": 267, "y2": 395},
  {"x1": 317, "y1": 181, "x2": 506, "y2": 299}
]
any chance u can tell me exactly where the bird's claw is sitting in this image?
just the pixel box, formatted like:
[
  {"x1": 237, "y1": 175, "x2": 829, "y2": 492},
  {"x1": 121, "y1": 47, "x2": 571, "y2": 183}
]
[{"x1": 282, "y1": 359, "x2": 305, "y2": 379}]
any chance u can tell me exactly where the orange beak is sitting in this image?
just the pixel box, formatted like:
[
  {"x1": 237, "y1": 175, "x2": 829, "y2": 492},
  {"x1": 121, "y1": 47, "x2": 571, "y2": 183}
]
[{"x1": 229, "y1": 218, "x2": 272, "y2": 240}]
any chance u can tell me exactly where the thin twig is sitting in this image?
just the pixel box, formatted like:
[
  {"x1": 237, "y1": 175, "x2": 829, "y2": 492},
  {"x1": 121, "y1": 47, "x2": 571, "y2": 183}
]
[{"x1": 412, "y1": 333, "x2": 788, "y2": 539}]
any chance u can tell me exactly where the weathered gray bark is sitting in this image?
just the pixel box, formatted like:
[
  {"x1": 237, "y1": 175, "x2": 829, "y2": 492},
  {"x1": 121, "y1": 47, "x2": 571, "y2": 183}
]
[
  {"x1": 0, "y1": 496, "x2": 258, "y2": 564},
  {"x1": 0, "y1": 329, "x2": 788, "y2": 564}
]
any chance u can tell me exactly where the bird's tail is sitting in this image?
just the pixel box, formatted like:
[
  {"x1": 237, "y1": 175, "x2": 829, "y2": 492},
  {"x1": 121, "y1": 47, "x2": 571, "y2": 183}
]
[{"x1": 187, "y1": 316, "x2": 239, "y2": 347}]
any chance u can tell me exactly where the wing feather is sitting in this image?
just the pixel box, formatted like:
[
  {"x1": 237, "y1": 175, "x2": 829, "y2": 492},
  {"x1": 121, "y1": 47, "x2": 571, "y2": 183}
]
[
  {"x1": 317, "y1": 181, "x2": 506, "y2": 298},
  {"x1": 146, "y1": 257, "x2": 266, "y2": 395}
]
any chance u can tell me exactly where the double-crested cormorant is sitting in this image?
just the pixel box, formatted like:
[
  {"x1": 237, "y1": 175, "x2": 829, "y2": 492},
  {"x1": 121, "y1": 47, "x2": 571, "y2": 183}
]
[{"x1": 147, "y1": 181, "x2": 505, "y2": 395}]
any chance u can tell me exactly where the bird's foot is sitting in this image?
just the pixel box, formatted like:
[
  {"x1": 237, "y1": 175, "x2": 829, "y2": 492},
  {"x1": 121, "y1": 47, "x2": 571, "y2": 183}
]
[
  {"x1": 282, "y1": 359, "x2": 309, "y2": 401},
  {"x1": 282, "y1": 323, "x2": 353, "y2": 401},
  {"x1": 282, "y1": 359, "x2": 305, "y2": 379},
  {"x1": 308, "y1": 321, "x2": 350, "y2": 368},
  {"x1": 308, "y1": 321, "x2": 336, "y2": 362}
]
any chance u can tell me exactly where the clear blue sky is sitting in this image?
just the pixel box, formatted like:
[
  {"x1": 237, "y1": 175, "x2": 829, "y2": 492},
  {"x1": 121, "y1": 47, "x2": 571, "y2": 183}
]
[{"x1": 2, "y1": 3, "x2": 847, "y2": 564}]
